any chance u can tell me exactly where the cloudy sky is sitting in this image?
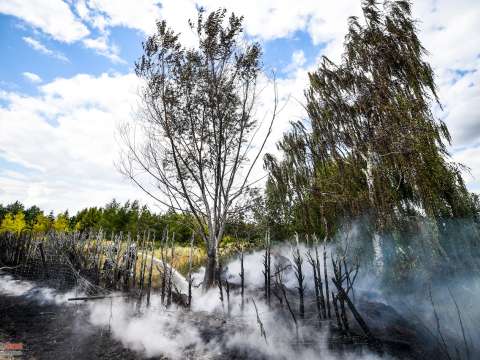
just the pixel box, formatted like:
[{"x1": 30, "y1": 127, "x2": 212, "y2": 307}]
[{"x1": 0, "y1": 0, "x2": 479, "y2": 214}]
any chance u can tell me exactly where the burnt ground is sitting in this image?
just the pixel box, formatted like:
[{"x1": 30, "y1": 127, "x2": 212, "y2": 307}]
[
  {"x1": 0, "y1": 291, "x2": 400, "y2": 360},
  {"x1": 0, "y1": 291, "x2": 417, "y2": 360},
  {"x1": 0, "y1": 293, "x2": 154, "y2": 360},
  {"x1": 0, "y1": 274, "x2": 436, "y2": 360}
]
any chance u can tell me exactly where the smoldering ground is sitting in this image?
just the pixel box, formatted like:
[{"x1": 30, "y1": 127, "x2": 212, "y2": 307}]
[
  {"x1": 0, "y1": 249, "x2": 386, "y2": 360},
  {"x1": 0, "y1": 273, "x2": 142, "y2": 359},
  {"x1": 335, "y1": 219, "x2": 480, "y2": 360},
  {"x1": 85, "y1": 231, "x2": 480, "y2": 359},
  {"x1": 1, "y1": 223, "x2": 479, "y2": 360}
]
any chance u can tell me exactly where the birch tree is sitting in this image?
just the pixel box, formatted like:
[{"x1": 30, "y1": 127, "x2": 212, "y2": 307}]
[
  {"x1": 265, "y1": 0, "x2": 476, "y2": 267},
  {"x1": 120, "y1": 9, "x2": 277, "y2": 288}
]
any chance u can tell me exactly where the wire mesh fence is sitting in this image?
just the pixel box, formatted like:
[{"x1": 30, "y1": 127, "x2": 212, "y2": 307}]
[{"x1": 0, "y1": 230, "x2": 154, "y2": 296}]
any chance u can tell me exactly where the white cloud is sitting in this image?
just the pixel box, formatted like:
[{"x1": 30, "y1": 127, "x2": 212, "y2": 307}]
[
  {"x1": 84, "y1": 0, "x2": 162, "y2": 34},
  {"x1": 190, "y1": 0, "x2": 362, "y2": 61},
  {"x1": 437, "y1": 67, "x2": 480, "y2": 148},
  {"x1": 453, "y1": 146, "x2": 480, "y2": 192},
  {"x1": 22, "y1": 36, "x2": 69, "y2": 62},
  {"x1": 0, "y1": 73, "x2": 157, "y2": 213},
  {"x1": 22, "y1": 72, "x2": 42, "y2": 83},
  {"x1": 1, "y1": 1, "x2": 126, "y2": 64},
  {"x1": 291, "y1": 50, "x2": 306, "y2": 67},
  {"x1": 75, "y1": 0, "x2": 108, "y2": 32},
  {"x1": 0, "y1": 0, "x2": 89, "y2": 43},
  {"x1": 83, "y1": 35, "x2": 125, "y2": 64},
  {"x1": 283, "y1": 50, "x2": 307, "y2": 73},
  {"x1": 411, "y1": 1, "x2": 480, "y2": 151},
  {"x1": 77, "y1": 0, "x2": 198, "y2": 48}
]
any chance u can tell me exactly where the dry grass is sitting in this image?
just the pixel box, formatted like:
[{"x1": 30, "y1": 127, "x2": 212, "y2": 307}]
[
  {"x1": 152, "y1": 246, "x2": 207, "y2": 275},
  {"x1": 127, "y1": 245, "x2": 207, "y2": 290},
  {"x1": 83, "y1": 238, "x2": 252, "y2": 289}
]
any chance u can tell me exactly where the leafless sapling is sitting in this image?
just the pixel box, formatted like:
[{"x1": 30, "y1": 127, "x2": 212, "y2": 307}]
[
  {"x1": 293, "y1": 236, "x2": 305, "y2": 319},
  {"x1": 160, "y1": 228, "x2": 168, "y2": 305},
  {"x1": 332, "y1": 292, "x2": 345, "y2": 335},
  {"x1": 263, "y1": 230, "x2": 272, "y2": 306},
  {"x1": 323, "y1": 241, "x2": 331, "y2": 318},
  {"x1": 187, "y1": 232, "x2": 194, "y2": 309},
  {"x1": 314, "y1": 240, "x2": 327, "y2": 319},
  {"x1": 239, "y1": 246, "x2": 245, "y2": 312},
  {"x1": 275, "y1": 270, "x2": 298, "y2": 344},
  {"x1": 146, "y1": 232, "x2": 155, "y2": 307},
  {"x1": 166, "y1": 233, "x2": 175, "y2": 307},
  {"x1": 306, "y1": 249, "x2": 322, "y2": 324},
  {"x1": 331, "y1": 277, "x2": 378, "y2": 347},
  {"x1": 139, "y1": 230, "x2": 149, "y2": 293},
  {"x1": 252, "y1": 298, "x2": 268, "y2": 344},
  {"x1": 332, "y1": 255, "x2": 349, "y2": 334}
]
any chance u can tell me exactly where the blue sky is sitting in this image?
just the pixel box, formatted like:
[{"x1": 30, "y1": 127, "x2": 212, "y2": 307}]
[
  {"x1": 0, "y1": 13, "x2": 139, "y2": 93},
  {"x1": 0, "y1": 0, "x2": 479, "y2": 213}
]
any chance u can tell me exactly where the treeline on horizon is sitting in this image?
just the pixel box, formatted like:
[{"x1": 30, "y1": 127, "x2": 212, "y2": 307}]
[{"x1": 0, "y1": 199, "x2": 261, "y2": 246}]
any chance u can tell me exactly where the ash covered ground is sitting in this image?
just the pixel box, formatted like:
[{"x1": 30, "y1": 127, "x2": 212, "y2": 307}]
[
  {"x1": 0, "y1": 271, "x2": 396, "y2": 360},
  {"x1": 0, "y1": 276, "x2": 455, "y2": 359},
  {"x1": 0, "y1": 290, "x2": 143, "y2": 360},
  {"x1": 1, "y1": 242, "x2": 478, "y2": 360}
]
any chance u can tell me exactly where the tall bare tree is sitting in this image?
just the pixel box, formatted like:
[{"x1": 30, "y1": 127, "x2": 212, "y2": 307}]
[{"x1": 119, "y1": 9, "x2": 277, "y2": 288}]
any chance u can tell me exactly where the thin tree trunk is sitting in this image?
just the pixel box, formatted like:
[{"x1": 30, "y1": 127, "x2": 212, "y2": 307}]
[
  {"x1": 239, "y1": 247, "x2": 245, "y2": 312},
  {"x1": 307, "y1": 250, "x2": 322, "y2": 324},
  {"x1": 323, "y1": 244, "x2": 331, "y2": 318},
  {"x1": 203, "y1": 237, "x2": 217, "y2": 289},
  {"x1": 293, "y1": 245, "x2": 305, "y2": 320},
  {"x1": 187, "y1": 232, "x2": 194, "y2": 309},
  {"x1": 315, "y1": 246, "x2": 327, "y2": 319},
  {"x1": 263, "y1": 231, "x2": 271, "y2": 306},
  {"x1": 166, "y1": 234, "x2": 175, "y2": 307},
  {"x1": 332, "y1": 292, "x2": 344, "y2": 334},
  {"x1": 363, "y1": 149, "x2": 384, "y2": 273},
  {"x1": 146, "y1": 233, "x2": 155, "y2": 307},
  {"x1": 160, "y1": 229, "x2": 167, "y2": 305}
]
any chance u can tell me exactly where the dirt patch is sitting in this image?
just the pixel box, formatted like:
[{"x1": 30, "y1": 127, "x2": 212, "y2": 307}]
[{"x1": 0, "y1": 292, "x2": 154, "y2": 360}]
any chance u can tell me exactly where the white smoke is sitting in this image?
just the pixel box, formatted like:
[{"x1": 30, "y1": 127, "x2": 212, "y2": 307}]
[
  {"x1": 0, "y1": 245, "x2": 386, "y2": 360},
  {"x1": 0, "y1": 272, "x2": 83, "y2": 305},
  {"x1": 5, "y1": 235, "x2": 477, "y2": 360},
  {"x1": 87, "y1": 297, "x2": 217, "y2": 359}
]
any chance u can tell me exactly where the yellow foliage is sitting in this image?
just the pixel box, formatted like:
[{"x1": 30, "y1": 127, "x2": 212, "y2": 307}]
[
  {"x1": 0, "y1": 212, "x2": 27, "y2": 234},
  {"x1": 53, "y1": 213, "x2": 69, "y2": 232},
  {"x1": 32, "y1": 213, "x2": 52, "y2": 233}
]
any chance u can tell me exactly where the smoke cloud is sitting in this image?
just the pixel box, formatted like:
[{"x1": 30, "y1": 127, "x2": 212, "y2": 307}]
[{"x1": 1, "y1": 228, "x2": 479, "y2": 360}]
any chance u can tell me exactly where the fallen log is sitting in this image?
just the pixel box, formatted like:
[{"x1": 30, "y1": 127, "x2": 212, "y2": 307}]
[{"x1": 67, "y1": 295, "x2": 128, "y2": 301}]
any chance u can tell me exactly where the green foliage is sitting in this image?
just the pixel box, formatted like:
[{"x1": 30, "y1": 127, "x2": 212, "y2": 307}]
[
  {"x1": 158, "y1": 211, "x2": 195, "y2": 245},
  {"x1": 74, "y1": 207, "x2": 102, "y2": 232},
  {"x1": 24, "y1": 206, "x2": 42, "y2": 225},
  {"x1": 5, "y1": 201, "x2": 24, "y2": 215},
  {"x1": 264, "y1": 0, "x2": 479, "y2": 241}
]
